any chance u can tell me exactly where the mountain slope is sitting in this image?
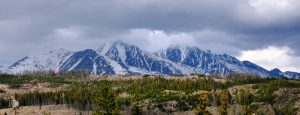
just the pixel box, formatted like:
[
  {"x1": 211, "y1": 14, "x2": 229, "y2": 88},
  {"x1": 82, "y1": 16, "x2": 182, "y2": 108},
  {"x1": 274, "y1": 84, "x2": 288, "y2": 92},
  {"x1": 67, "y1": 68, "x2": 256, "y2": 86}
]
[
  {"x1": 103, "y1": 41, "x2": 188, "y2": 74},
  {"x1": 283, "y1": 71, "x2": 300, "y2": 79},
  {"x1": 156, "y1": 45, "x2": 270, "y2": 76},
  {"x1": 2, "y1": 40, "x2": 300, "y2": 78},
  {"x1": 269, "y1": 68, "x2": 300, "y2": 79},
  {"x1": 8, "y1": 48, "x2": 73, "y2": 73},
  {"x1": 60, "y1": 49, "x2": 115, "y2": 74}
]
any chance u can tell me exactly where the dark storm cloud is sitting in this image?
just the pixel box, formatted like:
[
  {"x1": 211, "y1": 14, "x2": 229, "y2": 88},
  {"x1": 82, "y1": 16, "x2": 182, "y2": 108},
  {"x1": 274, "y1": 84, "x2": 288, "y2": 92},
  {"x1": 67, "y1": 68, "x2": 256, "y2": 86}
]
[{"x1": 0, "y1": 0, "x2": 300, "y2": 70}]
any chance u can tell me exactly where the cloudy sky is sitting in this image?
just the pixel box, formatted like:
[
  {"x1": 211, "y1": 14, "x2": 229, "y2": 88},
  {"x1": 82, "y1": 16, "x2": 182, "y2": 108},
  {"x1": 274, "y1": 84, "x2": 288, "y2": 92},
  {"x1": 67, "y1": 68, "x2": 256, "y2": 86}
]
[{"x1": 1, "y1": 0, "x2": 300, "y2": 72}]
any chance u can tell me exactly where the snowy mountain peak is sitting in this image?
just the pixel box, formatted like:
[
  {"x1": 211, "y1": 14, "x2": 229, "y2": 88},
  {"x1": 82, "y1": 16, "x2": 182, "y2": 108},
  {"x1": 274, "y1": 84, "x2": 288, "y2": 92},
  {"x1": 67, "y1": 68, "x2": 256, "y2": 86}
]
[
  {"x1": 268, "y1": 68, "x2": 300, "y2": 79},
  {"x1": 95, "y1": 43, "x2": 107, "y2": 53},
  {"x1": 82, "y1": 49, "x2": 97, "y2": 54},
  {"x1": 3, "y1": 40, "x2": 300, "y2": 78},
  {"x1": 8, "y1": 48, "x2": 73, "y2": 73},
  {"x1": 156, "y1": 45, "x2": 271, "y2": 76},
  {"x1": 59, "y1": 49, "x2": 115, "y2": 74},
  {"x1": 9, "y1": 56, "x2": 30, "y2": 69},
  {"x1": 156, "y1": 45, "x2": 218, "y2": 62},
  {"x1": 270, "y1": 68, "x2": 282, "y2": 73},
  {"x1": 49, "y1": 48, "x2": 67, "y2": 53},
  {"x1": 269, "y1": 68, "x2": 284, "y2": 77},
  {"x1": 283, "y1": 71, "x2": 300, "y2": 79}
]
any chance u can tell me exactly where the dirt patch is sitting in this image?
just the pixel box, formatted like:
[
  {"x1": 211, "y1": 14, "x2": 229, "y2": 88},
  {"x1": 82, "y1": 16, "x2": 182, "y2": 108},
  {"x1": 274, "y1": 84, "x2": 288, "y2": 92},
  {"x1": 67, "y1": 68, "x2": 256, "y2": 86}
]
[
  {"x1": 0, "y1": 83, "x2": 68, "y2": 99},
  {"x1": 0, "y1": 105, "x2": 85, "y2": 115}
]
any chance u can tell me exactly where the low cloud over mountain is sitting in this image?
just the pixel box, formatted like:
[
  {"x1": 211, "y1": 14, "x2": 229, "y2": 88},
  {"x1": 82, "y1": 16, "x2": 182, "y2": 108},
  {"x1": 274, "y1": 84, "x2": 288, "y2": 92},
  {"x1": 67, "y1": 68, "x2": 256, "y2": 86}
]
[{"x1": 1, "y1": 0, "x2": 300, "y2": 72}]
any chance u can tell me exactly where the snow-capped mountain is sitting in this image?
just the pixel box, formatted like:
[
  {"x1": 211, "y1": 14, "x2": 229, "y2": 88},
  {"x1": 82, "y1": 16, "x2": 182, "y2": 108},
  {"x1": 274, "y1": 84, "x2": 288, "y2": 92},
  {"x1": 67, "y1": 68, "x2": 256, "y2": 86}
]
[
  {"x1": 283, "y1": 71, "x2": 300, "y2": 79},
  {"x1": 269, "y1": 68, "x2": 300, "y2": 79},
  {"x1": 2, "y1": 40, "x2": 300, "y2": 78},
  {"x1": 8, "y1": 48, "x2": 73, "y2": 73},
  {"x1": 269, "y1": 68, "x2": 284, "y2": 78},
  {"x1": 155, "y1": 45, "x2": 270, "y2": 76},
  {"x1": 103, "y1": 41, "x2": 200, "y2": 75},
  {"x1": 59, "y1": 49, "x2": 115, "y2": 74}
]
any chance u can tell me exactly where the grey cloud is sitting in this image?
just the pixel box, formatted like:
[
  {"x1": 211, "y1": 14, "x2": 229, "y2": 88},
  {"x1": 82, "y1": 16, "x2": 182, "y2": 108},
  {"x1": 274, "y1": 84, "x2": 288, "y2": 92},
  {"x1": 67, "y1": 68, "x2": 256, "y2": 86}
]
[{"x1": 0, "y1": 0, "x2": 300, "y2": 68}]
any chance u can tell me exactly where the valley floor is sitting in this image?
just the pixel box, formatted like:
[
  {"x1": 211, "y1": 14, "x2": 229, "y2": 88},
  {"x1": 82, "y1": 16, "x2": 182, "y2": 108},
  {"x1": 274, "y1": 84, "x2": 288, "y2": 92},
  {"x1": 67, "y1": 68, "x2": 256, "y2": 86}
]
[{"x1": 1, "y1": 74, "x2": 300, "y2": 115}]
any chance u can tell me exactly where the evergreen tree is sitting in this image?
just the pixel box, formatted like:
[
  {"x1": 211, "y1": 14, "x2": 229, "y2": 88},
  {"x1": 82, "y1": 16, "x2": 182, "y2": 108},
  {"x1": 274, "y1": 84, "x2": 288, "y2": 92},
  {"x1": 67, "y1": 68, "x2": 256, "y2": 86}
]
[
  {"x1": 93, "y1": 80, "x2": 119, "y2": 115},
  {"x1": 238, "y1": 89, "x2": 254, "y2": 115},
  {"x1": 194, "y1": 93, "x2": 210, "y2": 115},
  {"x1": 219, "y1": 90, "x2": 230, "y2": 115}
]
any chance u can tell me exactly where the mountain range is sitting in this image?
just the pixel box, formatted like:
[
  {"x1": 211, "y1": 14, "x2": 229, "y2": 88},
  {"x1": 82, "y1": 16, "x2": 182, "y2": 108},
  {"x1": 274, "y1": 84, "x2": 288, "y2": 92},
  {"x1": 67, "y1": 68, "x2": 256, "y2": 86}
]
[{"x1": 1, "y1": 40, "x2": 300, "y2": 78}]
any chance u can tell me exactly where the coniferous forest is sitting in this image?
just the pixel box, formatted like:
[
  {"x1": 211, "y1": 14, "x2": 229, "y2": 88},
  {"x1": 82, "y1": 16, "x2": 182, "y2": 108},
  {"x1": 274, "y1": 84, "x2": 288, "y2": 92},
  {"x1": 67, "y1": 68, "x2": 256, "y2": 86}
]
[{"x1": 0, "y1": 72, "x2": 300, "y2": 115}]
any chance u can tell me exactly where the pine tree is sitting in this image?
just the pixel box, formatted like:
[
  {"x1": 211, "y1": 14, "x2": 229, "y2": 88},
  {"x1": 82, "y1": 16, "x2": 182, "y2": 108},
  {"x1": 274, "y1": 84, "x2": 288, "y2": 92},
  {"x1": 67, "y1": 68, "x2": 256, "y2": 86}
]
[
  {"x1": 237, "y1": 89, "x2": 254, "y2": 115},
  {"x1": 195, "y1": 93, "x2": 210, "y2": 115},
  {"x1": 93, "y1": 80, "x2": 119, "y2": 115},
  {"x1": 219, "y1": 90, "x2": 230, "y2": 115}
]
